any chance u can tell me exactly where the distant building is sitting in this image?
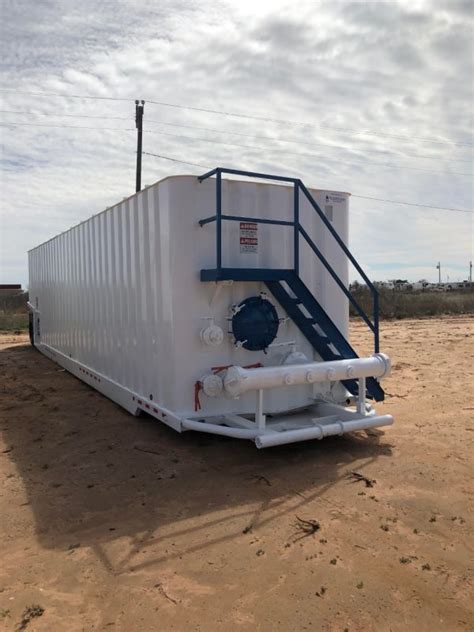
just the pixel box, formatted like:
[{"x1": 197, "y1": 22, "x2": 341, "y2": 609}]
[{"x1": 0, "y1": 284, "x2": 22, "y2": 295}]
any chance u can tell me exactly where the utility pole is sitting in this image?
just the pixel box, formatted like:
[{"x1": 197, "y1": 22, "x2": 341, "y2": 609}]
[
  {"x1": 470, "y1": 260, "x2": 472, "y2": 282},
  {"x1": 436, "y1": 261, "x2": 441, "y2": 284},
  {"x1": 135, "y1": 100, "x2": 145, "y2": 193}
]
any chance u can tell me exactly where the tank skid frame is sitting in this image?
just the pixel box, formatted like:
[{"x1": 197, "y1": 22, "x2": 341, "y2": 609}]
[{"x1": 33, "y1": 337, "x2": 393, "y2": 449}]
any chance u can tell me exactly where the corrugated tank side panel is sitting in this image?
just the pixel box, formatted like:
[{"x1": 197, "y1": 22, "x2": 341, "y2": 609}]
[{"x1": 27, "y1": 184, "x2": 175, "y2": 403}]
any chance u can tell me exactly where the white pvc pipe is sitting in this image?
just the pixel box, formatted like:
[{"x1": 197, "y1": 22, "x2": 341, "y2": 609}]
[
  {"x1": 223, "y1": 354, "x2": 391, "y2": 397},
  {"x1": 181, "y1": 418, "x2": 258, "y2": 439},
  {"x1": 255, "y1": 414, "x2": 394, "y2": 449}
]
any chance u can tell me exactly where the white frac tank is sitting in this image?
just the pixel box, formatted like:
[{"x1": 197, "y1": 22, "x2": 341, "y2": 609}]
[{"x1": 28, "y1": 169, "x2": 393, "y2": 447}]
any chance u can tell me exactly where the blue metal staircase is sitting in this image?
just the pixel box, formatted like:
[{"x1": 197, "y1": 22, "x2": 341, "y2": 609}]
[
  {"x1": 198, "y1": 168, "x2": 384, "y2": 403},
  {"x1": 265, "y1": 272, "x2": 384, "y2": 401}
]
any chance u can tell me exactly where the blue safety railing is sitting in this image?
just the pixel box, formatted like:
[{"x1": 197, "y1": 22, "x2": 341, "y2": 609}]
[{"x1": 198, "y1": 167, "x2": 380, "y2": 353}]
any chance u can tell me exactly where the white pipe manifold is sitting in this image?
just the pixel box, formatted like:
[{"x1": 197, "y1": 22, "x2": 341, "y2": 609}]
[{"x1": 223, "y1": 353, "x2": 391, "y2": 397}]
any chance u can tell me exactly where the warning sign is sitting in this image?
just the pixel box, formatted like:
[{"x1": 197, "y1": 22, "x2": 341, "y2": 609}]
[{"x1": 240, "y1": 222, "x2": 258, "y2": 253}]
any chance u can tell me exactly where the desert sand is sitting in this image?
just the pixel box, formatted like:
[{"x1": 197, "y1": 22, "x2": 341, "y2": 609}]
[{"x1": 0, "y1": 316, "x2": 473, "y2": 631}]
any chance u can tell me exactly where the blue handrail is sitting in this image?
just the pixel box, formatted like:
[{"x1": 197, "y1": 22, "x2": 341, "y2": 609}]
[
  {"x1": 297, "y1": 181, "x2": 380, "y2": 352},
  {"x1": 298, "y1": 224, "x2": 375, "y2": 333},
  {"x1": 198, "y1": 167, "x2": 380, "y2": 353},
  {"x1": 198, "y1": 167, "x2": 299, "y2": 184}
]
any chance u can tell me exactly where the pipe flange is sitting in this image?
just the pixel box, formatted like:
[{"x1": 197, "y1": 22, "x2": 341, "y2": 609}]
[
  {"x1": 223, "y1": 366, "x2": 242, "y2": 398},
  {"x1": 200, "y1": 324, "x2": 224, "y2": 347},
  {"x1": 372, "y1": 353, "x2": 391, "y2": 379},
  {"x1": 202, "y1": 374, "x2": 224, "y2": 398}
]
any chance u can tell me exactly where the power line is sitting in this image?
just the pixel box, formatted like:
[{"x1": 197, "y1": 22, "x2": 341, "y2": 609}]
[
  {"x1": 145, "y1": 127, "x2": 473, "y2": 176},
  {"x1": 0, "y1": 121, "x2": 134, "y2": 131},
  {"x1": 4, "y1": 117, "x2": 471, "y2": 176},
  {"x1": 144, "y1": 151, "x2": 473, "y2": 214},
  {"x1": 351, "y1": 194, "x2": 474, "y2": 214},
  {"x1": 0, "y1": 88, "x2": 131, "y2": 102},
  {"x1": 143, "y1": 128, "x2": 473, "y2": 176},
  {"x1": 0, "y1": 110, "x2": 472, "y2": 164},
  {"x1": 1, "y1": 112, "x2": 472, "y2": 212},
  {"x1": 1, "y1": 88, "x2": 472, "y2": 148},
  {"x1": 145, "y1": 120, "x2": 472, "y2": 163},
  {"x1": 145, "y1": 99, "x2": 474, "y2": 148},
  {"x1": 143, "y1": 151, "x2": 208, "y2": 168},
  {"x1": 2, "y1": 108, "x2": 472, "y2": 162},
  {"x1": 0, "y1": 109, "x2": 130, "y2": 121}
]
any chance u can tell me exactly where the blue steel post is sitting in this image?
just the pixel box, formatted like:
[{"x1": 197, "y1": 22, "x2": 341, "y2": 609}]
[
  {"x1": 294, "y1": 182, "x2": 299, "y2": 275},
  {"x1": 216, "y1": 169, "x2": 222, "y2": 274},
  {"x1": 374, "y1": 291, "x2": 380, "y2": 353}
]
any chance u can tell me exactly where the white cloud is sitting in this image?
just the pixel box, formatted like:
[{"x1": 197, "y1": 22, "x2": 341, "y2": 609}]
[{"x1": 0, "y1": 0, "x2": 472, "y2": 286}]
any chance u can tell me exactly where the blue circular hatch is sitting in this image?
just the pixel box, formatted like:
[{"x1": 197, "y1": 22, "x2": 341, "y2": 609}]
[{"x1": 231, "y1": 296, "x2": 279, "y2": 351}]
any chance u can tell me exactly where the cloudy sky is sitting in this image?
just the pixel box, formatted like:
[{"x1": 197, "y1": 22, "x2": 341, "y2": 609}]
[{"x1": 0, "y1": 0, "x2": 473, "y2": 286}]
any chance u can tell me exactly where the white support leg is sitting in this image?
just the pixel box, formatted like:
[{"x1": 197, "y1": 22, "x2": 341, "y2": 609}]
[
  {"x1": 357, "y1": 376, "x2": 366, "y2": 415},
  {"x1": 256, "y1": 389, "x2": 266, "y2": 431}
]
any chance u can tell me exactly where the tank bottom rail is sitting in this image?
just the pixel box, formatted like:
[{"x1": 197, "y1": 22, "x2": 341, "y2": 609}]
[{"x1": 182, "y1": 402, "x2": 393, "y2": 449}]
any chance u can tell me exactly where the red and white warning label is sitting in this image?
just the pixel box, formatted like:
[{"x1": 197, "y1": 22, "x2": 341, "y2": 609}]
[{"x1": 240, "y1": 222, "x2": 258, "y2": 253}]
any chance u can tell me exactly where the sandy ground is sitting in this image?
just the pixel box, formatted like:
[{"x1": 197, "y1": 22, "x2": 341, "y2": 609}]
[{"x1": 0, "y1": 316, "x2": 473, "y2": 632}]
